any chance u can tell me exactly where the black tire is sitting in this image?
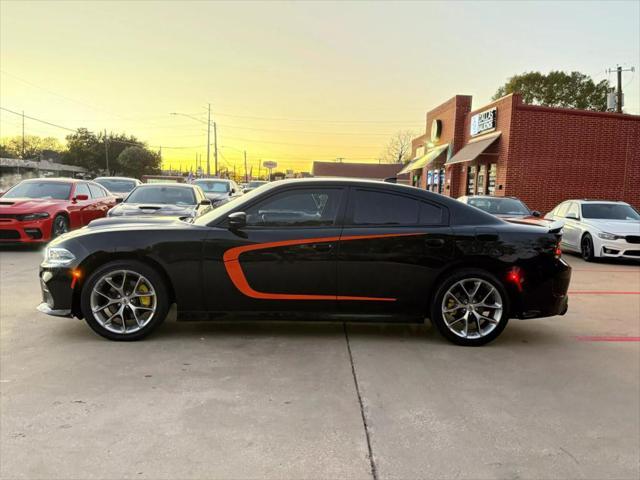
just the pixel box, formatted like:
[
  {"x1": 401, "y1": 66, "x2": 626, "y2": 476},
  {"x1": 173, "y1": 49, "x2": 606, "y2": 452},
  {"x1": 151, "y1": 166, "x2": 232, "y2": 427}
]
[
  {"x1": 80, "y1": 260, "x2": 169, "y2": 341},
  {"x1": 51, "y1": 214, "x2": 69, "y2": 238},
  {"x1": 430, "y1": 268, "x2": 510, "y2": 346},
  {"x1": 581, "y1": 234, "x2": 595, "y2": 262}
]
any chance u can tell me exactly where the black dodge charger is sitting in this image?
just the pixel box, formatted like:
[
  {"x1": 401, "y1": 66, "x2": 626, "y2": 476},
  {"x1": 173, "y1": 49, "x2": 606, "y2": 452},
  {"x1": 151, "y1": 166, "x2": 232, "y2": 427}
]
[{"x1": 38, "y1": 178, "x2": 570, "y2": 346}]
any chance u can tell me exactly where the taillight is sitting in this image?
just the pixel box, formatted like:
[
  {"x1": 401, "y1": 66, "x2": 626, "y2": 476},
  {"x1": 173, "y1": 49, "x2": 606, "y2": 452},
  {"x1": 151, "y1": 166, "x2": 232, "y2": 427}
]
[{"x1": 554, "y1": 240, "x2": 562, "y2": 259}]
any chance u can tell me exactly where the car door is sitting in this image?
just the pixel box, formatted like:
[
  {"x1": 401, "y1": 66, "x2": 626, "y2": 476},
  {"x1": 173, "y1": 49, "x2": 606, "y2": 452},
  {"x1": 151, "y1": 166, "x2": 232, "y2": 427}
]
[
  {"x1": 203, "y1": 186, "x2": 346, "y2": 314},
  {"x1": 70, "y1": 183, "x2": 96, "y2": 225},
  {"x1": 562, "y1": 202, "x2": 582, "y2": 249},
  {"x1": 337, "y1": 187, "x2": 454, "y2": 316},
  {"x1": 88, "y1": 183, "x2": 110, "y2": 219}
]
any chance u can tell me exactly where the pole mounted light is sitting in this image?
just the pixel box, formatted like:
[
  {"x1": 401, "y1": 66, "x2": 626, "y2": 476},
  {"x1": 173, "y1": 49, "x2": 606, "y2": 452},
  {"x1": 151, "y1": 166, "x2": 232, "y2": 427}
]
[{"x1": 169, "y1": 108, "x2": 218, "y2": 176}]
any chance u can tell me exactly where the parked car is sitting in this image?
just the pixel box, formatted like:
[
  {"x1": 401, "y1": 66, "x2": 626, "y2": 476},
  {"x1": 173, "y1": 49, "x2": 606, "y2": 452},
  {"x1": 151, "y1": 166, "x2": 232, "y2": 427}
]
[
  {"x1": 458, "y1": 195, "x2": 541, "y2": 219},
  {"x1": 38, "y1": 178, "x2": 570, "y2": 346},
  {"x1": 242, "y1": 180, "x2": 268, "y2": 194},
  {"x1": 107, "y1": 183, "x2": 212, "y2": 219},
  {"x1": 193, "y1": 178, "x2": 242, "y2": 207},
  {"x1": 93, "y1": 176, "x2": 142, "y2": 199},
  {"x1": 545, "y1": 199, "x2": 640, "y2": 261},
  {"x1": 0, "y1": 178, "x2": 117, "y2": 243}
]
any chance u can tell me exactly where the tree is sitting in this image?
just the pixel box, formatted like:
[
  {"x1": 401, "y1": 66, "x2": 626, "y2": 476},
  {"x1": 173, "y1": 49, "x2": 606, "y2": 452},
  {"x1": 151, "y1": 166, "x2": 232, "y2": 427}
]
[
  {"x1": 62, "y1": 129, "x2": 146, "y2": 175},
  {"x1": 378, "y1": 130, "x2": 416, "y2": 164},
  {"x1": 116, "y1": 146, "x2": 161, "y2": 179},
  {"x1": 0, "y1": 135, "x2": 63, "y2": 159},
  {"x1": 493, "y1": 71, "x2": 609, "y2": 111}
]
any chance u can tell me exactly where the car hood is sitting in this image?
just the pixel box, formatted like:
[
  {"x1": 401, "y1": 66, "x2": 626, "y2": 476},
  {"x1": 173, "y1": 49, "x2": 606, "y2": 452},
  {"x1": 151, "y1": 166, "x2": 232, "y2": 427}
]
[
  {"x1": 109, "y1": 203, "x2": 195, "y2": 216},
  {"x1": 0, "y1": 197, "x2": 65, "y2": 213},
  {"x1": 583, "y1": 219, "x2": 640, "y2": 235}
]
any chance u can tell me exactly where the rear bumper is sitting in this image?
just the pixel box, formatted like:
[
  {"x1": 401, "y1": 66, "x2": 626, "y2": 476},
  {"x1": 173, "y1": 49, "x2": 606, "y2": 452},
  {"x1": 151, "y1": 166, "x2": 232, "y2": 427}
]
[
  {"x1": 0, "y1": 218, "x2": 52, "y2": 243},
  {"x1": 511, "y1": 259, "x2": 571, "y2": 319}
]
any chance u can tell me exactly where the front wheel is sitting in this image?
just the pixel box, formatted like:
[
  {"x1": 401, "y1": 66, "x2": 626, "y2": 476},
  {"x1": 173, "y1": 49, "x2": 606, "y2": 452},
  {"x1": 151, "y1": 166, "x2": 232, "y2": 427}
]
[
  {"x1": 430, "y1": 269, "x2": 509, "y2": 346},
  {"x1": 581, "y1": 234, "x2": 595, "y2": 261},
  {"x1": 80, "y1": 260, "x2": 169, "y2": 341},
  {"x1": 51, "y1": 214, "x2": 69, "y2": 238}
]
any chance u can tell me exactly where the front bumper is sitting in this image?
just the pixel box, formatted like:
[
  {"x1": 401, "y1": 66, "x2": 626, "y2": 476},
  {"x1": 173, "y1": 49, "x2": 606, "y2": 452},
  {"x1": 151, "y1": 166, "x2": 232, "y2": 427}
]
[
  {"x1": 0, "y1": 218, "x2": 51, "y2": 243},
  {"x1": 596, "y1": 237, "x2": 640, "y2": 259},
  {"x1": 38, "y1": 267, "x2": 76, "y2": 317}
]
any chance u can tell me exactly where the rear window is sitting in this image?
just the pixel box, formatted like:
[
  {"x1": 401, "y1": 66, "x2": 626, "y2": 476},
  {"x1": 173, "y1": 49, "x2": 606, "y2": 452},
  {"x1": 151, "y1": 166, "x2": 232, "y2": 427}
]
[
  {"x1": 468, "y1": 197, "x2": 529, "y2": 215},
  {"x1": 95, "y1": 179, "x2": 137, "y2": 193}
]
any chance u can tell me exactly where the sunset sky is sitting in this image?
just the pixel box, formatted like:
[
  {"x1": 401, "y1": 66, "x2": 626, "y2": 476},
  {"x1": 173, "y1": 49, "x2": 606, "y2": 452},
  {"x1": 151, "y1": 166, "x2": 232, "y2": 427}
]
[{"x1": 1, "y1": 0, "x2": 639, "y2": 174}]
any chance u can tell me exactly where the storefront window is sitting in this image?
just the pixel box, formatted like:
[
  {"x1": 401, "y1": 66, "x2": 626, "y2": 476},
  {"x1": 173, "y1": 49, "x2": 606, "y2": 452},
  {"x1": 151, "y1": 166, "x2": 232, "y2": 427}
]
[
  {"x1": 487, "y1": 163, "x2": 497, "y2": 195},
  {"x1": 438, "y1": 169, "x2": 445, "y2": 194},
  {"x1": 466, "y1": 166, "x2": 476, "y2": 195}
]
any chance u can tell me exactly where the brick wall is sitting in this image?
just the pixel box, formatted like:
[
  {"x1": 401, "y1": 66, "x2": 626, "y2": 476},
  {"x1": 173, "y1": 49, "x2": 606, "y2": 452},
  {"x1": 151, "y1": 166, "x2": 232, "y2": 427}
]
[{"x1": 507, "y1": 104, "x2": 640, "y2": 213}]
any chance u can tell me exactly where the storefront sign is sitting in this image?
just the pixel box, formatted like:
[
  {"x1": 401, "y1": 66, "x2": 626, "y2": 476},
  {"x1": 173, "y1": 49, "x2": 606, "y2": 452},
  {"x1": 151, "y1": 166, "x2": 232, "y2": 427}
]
[{"x1": 470, "y1": 108, "x2": 497, "y2": 136}]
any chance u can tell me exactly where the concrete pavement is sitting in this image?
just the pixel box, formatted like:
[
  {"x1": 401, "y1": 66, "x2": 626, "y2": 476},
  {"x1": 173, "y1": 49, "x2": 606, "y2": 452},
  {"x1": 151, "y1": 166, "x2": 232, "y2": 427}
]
[{"x1": 1, "y1": 248, "x2": 638, "y2": 479}]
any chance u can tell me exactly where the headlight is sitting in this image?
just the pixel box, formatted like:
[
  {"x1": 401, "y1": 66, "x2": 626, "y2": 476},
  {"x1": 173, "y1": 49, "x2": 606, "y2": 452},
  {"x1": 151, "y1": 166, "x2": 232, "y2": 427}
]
[
  {"x1": 597, "y1": 232, "x2": 621, "y2": 240},
  {"x1": 18, "y1": 212, "x2": 49, "y2": 221},
  {"x1": 43, "y1": 247, "x2": 76, "y2": 266}
]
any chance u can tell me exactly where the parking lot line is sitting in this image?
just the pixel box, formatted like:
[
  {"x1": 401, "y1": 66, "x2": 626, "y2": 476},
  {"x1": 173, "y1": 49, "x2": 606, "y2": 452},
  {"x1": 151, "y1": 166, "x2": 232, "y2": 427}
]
[
  {"x1": 575, "y1": 336, "x2": 640, "y2": 342},
  {"x1": 568, "y1": 290, "x2": 640, "y2": 295}
]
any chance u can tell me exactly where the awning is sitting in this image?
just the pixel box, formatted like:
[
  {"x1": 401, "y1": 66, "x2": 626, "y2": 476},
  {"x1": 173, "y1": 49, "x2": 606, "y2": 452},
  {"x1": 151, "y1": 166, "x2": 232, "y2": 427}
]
[
  {"x1": 398, "y1": 143, "x2": 449, "y2": 175},
  {"x1": 445, "y1": 132, "x2": 501, "y2": 165}
]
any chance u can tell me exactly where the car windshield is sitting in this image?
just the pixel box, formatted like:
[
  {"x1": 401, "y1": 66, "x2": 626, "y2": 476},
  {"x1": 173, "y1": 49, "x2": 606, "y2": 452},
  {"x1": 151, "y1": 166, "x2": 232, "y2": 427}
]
[
  {"x1": 3, "y1": 181, "x2": 71, "y2": 200},
  {"x1": 193, "y1": 185, "x2": 267, "y2": 225},
  {"x1": 581, "y1": 203, "x2": 640, "y2": 220},
  {"x1": 95, "y1": 178, "x2": 137, "y2": 193},
  {"x1": 468, "y1": 197, "x2": 530, "y2": 215},
  {"x1": 125, "y1": 186, "x2": 196, "y2": 205},
  {"x1": 194, "y1": 180, "x2": 229, "y2": 193}
]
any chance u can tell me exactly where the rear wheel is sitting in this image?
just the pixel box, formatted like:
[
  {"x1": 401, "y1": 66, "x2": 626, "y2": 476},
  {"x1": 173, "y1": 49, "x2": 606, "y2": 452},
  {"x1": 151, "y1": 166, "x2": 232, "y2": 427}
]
[
  {"x1": 581, "y1": 234, "x2": 595, "y2": 261},
  {"x1": 80, "y1": 260, "x2": 169, "y2": 341},
  {"x1": 430, "y1": 269, "x2": 509, "y2": 346},
  {"x1": 51, "y1": 214, "x2": 69, "y2": 238}
]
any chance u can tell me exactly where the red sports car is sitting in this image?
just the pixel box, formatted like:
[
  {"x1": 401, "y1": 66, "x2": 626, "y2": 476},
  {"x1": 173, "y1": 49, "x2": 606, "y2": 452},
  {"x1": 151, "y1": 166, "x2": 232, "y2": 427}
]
[{"x1": 0, "y1": 178, "x2": 118, "y2": 244}]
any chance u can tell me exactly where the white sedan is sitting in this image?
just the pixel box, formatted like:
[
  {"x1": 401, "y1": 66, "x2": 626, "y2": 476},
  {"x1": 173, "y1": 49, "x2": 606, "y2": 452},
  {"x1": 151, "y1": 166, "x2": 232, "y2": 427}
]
[{"x1": 545, "y1": 199, "x2": 640, "y2": 261}]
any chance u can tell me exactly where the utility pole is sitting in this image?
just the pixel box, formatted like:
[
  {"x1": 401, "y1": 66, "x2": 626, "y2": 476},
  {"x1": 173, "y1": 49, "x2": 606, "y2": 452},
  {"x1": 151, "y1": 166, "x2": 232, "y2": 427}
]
[
  {"x1": 21, "y1": 111, "x2": 25, "y2": 159},
  {"x1": 607, "y1": 65, "x2": 635, "y2": 113},
  {"x1": 104, "y1": 129, "x2": 109, "y2": 174},
  {"x1": 244, "y1": 150, "x2": 248, "y2": 183},
  {"x1": 213, "y1": 121, "x2": 218, "y2": 177},
  {"x1": 206, "y1": 103, "x2": 211, "y2": 177}
]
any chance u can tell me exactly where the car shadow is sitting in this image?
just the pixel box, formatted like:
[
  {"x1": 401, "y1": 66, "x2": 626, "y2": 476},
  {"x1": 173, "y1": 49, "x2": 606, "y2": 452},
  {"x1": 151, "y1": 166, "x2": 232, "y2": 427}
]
[
  {"x1": 0, "y1": 243, "x2": 44, "y2": 252},
  {"x1": 52, "y1": 315, "x2": 567, "y2": 348}
]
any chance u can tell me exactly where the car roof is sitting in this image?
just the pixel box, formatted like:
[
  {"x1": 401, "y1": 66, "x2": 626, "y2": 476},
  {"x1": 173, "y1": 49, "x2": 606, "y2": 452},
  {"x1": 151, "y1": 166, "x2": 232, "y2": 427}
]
[
  {"x1": 567, "y1": 199, "x2": 628, "y2": 205},
  {"x1": 94, "y1": 176, "x2": 139, "y2": 181},
  {"x1": 137, "y1": 183, "x2": 195, "y2": 188},
  {"x1": 21, "y1": 177, "x2": 83, "y2": 183},
  {"x1": 464, "y1": 195, "x2": 522, "y2": 200},
  {"x1": 194, "y1": 178, "x2": 231, "y2": 182}
]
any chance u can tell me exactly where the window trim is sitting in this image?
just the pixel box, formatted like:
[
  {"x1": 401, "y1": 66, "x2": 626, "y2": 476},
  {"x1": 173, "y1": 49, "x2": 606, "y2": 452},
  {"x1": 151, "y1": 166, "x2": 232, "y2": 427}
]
[
  {"x1": 344, "y1": 187, "x2": 449, "y2": 228},
  {"x1": 215, "y1": 186, "x2": 348, "y2": 230}
]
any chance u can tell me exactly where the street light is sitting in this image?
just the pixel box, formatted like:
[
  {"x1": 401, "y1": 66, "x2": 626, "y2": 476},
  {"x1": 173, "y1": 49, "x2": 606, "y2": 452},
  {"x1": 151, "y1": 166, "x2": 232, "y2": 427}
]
[{"x1": 170, "y1": 105, "x2": 217, "y2": 176}]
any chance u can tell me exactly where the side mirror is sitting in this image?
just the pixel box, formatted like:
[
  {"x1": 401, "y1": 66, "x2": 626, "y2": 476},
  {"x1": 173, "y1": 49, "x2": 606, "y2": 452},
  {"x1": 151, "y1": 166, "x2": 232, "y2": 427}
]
[
  {"x1": 115, "y1": 197, "x2": 124, "y2": 204},
  {"x1": 531, "y1": 210, "x2": 541, "y2": 217},
  {"x1": 230, "y1": 189, "x2": 235, "y2": 195},
  {"x1": 74, "y1": 194, "x2": 89, "y2": 202},
  {"x1": 228, "y1": 211, "x2": 246, "y2": 229},
  {"x1": 200, "y1": 199, "x2": 212, "y2": 206}
]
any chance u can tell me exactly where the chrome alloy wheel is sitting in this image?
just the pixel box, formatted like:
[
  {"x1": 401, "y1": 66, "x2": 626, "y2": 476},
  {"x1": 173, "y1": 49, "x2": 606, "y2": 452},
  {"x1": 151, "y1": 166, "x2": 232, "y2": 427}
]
[
  {"x1": 441, "y1": 278, "x2": 503, "y2": 339},
  {"x1": 90, "y1": 270, "x2": 157, "y2": 334}
]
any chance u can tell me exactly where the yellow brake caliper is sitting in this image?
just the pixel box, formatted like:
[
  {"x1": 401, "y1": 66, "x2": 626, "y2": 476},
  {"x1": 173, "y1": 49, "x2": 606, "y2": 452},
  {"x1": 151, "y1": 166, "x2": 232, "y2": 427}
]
[{"x1": 138, "y1": 283, "x2": 151, "y2": 307}]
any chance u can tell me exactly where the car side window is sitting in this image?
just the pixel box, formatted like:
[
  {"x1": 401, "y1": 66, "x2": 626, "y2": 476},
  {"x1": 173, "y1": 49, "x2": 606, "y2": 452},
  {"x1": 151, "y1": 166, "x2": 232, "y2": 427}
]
[
  {"x1": 88, "y1": 184, "x2": 105, "y2": 198},
  {"x1": 245, "y1": 188, "x2": 343, "y2": 227},
  {"x1": 74, "y1": 183, "x2": 92, "y2": 198},
  {"x1": 352, "y1": 189, "x2": 421, "y2": 226},
  {"x1": 555, "y1": 202, "x2": 569, "y2": 217},
  {"x1": 566, "y1": 202, "x2": 580, "y2": 219}
]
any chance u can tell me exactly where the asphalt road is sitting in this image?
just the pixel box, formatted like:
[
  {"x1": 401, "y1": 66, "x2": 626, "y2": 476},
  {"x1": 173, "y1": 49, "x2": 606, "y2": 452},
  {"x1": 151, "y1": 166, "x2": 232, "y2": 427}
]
[{"x1": 1, "y1": 248, "x2": 639, "y2": 479}]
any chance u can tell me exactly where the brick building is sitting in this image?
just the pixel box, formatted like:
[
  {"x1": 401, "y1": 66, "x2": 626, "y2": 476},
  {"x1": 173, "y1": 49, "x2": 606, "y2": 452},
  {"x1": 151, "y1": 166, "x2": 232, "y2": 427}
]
[
  {"x1": 404, "y1": 93, "x2": 639, "y2": 213},
  {"x1": 312, "y1": 161, "x2": 406, "y2": 181}
]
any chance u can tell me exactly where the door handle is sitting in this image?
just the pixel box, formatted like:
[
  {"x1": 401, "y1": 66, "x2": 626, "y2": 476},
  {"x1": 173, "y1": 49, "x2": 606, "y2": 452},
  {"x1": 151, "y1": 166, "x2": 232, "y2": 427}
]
[
  {"x1": 425, "y1": 238, "x2": 445, "y2": 247},
  {"x1": 312, "y1": 243, "x2": 334, "y2": 252}
]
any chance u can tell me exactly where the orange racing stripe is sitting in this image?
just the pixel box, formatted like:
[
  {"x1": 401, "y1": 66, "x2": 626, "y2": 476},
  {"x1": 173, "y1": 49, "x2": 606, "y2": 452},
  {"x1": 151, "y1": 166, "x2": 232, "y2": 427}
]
[{"x1": 223, "y1": 232, "x2": 423, "y2": 301}]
